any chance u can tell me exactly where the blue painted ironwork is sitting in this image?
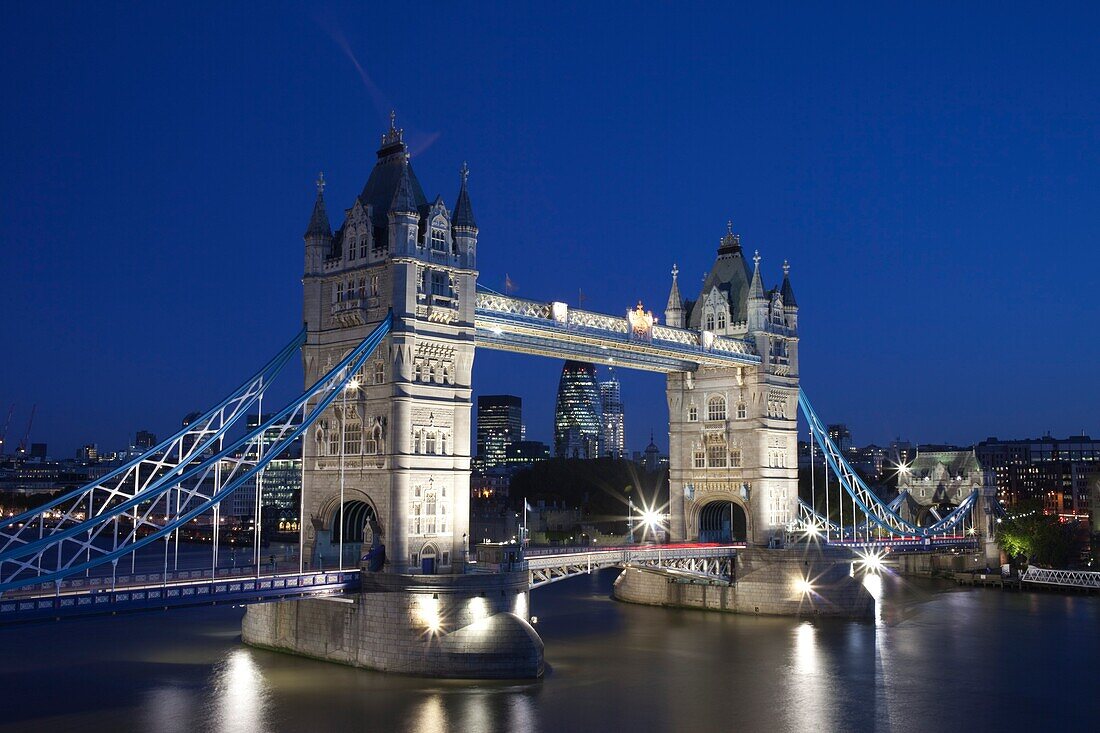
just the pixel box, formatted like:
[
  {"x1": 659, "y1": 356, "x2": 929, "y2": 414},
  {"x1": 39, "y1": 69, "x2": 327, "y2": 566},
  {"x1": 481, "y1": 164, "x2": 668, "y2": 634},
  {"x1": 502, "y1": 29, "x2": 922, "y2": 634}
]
[
  {"x1": 798, "y1": 389, "x2": 978, "y2": 539},
  {"x1": 0, "y1": 316, "x2": 391, "y2": 593}
]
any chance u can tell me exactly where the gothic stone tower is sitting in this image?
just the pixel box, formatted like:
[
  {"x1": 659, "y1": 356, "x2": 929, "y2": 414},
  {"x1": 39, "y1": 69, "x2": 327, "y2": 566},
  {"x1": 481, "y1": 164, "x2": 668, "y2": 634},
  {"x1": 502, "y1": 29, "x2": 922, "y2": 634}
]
[
  {"x1": 301, "y1": 117, "x2": 477, "y2": 573},
  {"x1": 665, "y1": 224, "x2": 800, "y2": 545}
]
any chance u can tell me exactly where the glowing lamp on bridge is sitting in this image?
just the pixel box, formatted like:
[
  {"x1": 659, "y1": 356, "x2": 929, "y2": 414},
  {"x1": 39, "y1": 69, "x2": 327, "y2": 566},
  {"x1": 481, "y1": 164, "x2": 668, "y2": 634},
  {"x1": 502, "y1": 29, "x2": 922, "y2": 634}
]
[
  {"x1": 641, "y1": 509, "x2": 663, "y2": 531},
  {"x1": 793, "y1": 576, "x2": 814, "y2": 595},
  {"x1": 854, "y1": 548, "x2": 887, "y2": 575}
]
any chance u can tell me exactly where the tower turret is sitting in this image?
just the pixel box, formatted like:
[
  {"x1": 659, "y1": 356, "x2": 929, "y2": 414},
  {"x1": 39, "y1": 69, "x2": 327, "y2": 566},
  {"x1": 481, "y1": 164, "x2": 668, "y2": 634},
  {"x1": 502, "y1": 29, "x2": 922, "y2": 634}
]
[
  {"x1": 746, "y1": 250, "x2": 768, "y2": 333},
  {"x1": 780, "y1": 260, "x2": 798, "y2": 329},
  {"x1": 388, "y1": 159, "x2": 420, "y2": 256},
  {"x1": 304, "y1": 172, "x2": 332, "y2": 275},
  {"x1": 664, "y1": 264, "x2": 684, "y2": 328},
  {"x1": 452, "y1": 162, "x2": 478, "y2": 269}
]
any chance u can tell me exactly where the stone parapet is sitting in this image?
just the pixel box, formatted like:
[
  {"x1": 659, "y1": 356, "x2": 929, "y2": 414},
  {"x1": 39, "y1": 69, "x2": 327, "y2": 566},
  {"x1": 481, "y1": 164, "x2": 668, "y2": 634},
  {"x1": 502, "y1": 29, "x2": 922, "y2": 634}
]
[{"x1": 242, "y1": 570, "x2": 543, "y2": 679}]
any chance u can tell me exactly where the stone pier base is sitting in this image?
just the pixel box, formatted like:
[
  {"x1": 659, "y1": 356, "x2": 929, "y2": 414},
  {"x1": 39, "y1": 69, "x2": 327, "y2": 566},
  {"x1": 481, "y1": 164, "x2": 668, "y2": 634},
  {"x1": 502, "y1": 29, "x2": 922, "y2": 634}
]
[
  {"x1": 613, "y1": 545, "x2": 873, "y2": 619},
  {"x1": 242, "y1": 571, "x2": 543, "y2": 679}
]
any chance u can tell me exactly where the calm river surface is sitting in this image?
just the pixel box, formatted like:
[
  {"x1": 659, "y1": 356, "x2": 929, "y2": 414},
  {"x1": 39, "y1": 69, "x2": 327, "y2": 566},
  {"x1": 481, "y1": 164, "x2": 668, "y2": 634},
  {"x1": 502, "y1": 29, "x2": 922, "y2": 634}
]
[{"x1": 1, "y1": 570, "x2": 1097, "y2": 733}]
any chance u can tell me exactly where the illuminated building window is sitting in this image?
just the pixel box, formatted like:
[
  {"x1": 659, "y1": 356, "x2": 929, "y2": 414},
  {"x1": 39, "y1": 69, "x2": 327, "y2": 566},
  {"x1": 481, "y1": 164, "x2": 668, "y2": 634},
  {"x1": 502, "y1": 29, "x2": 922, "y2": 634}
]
[
  {"x1": 707, "y1": 396, "x2": 727, "y2": 421},
  {"x1": 370, "y1": 274, "x2": 379, "y2": 297}
]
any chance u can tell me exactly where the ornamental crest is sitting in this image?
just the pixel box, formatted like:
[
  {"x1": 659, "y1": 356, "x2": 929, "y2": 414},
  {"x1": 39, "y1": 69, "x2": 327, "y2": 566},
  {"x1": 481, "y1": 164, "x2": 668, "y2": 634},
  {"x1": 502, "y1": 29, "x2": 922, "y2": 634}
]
[{"x1": 628, "y1": 301, "x2": 655, "y2": 340}]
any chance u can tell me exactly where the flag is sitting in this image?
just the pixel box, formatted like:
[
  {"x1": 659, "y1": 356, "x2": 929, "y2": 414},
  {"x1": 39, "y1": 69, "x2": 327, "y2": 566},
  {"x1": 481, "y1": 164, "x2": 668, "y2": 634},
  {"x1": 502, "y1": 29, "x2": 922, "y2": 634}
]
[
  {"x1": 505, "y1": 273, "x2": 516, "y2": 293},
  {"x1": 524, "y1": 499, "x2": 533, "y2": 512}
]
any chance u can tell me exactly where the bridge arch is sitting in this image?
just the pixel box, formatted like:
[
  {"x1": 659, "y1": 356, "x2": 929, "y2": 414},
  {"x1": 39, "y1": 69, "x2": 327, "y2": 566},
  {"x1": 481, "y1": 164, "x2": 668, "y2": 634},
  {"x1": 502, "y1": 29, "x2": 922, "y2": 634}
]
[{"x1": 691, "y1": 496, "x2": 749, "y2": 543}]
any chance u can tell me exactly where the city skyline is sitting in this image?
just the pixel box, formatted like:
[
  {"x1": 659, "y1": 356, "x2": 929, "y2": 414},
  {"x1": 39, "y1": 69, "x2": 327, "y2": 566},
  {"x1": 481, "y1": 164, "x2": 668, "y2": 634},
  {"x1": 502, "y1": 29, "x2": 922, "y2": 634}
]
[{"x1": 3, "y1": 4, "x2": 1099, "y2": 457}]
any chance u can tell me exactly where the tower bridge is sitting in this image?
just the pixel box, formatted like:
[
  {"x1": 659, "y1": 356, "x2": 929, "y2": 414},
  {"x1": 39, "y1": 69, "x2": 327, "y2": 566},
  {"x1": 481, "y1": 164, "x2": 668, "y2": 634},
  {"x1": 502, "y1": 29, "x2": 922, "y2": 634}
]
[{"x1": 0, "y1": 117, "x2": 1002, "y2": 678}]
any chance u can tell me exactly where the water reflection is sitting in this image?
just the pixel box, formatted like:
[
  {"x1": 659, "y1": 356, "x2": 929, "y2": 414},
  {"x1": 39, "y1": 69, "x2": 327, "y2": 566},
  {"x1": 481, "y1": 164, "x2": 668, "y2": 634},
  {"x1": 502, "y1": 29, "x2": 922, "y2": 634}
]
[
  {"x1": 209, "y1": 649, "x2": 270, "y2": 733},
  {"x1": 411, "y1": 694, "x2": 448, "y2": 733},
  {"x1": 142, "y1": 686, "x2": 194, "y2": 733}
]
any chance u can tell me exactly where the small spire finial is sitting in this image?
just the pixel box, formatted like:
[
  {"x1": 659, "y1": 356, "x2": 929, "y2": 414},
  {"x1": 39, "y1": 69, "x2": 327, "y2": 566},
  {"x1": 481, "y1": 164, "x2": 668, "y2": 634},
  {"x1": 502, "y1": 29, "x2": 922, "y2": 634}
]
[
  {"x1": 783, "y1": 259, "x2": 790, "y2": 276},
  {"x1": 727, "y1": 219, "x2": 733, "y2": 235},
  {"x1": 389, "y1": 109, "x2": 396, "y2": 130},
  {"x1": 671, "y1": 263, "x2": 679, "y2": 281},
  {"x1": 460, "y1": 161, "x2": 469, "y2": 185},
  {"x1": 316, "y1": 171, "x2": 325, "y2": 195},
  {"x1": 753, "y1": 250, "x2": 761, "y2": 268}
]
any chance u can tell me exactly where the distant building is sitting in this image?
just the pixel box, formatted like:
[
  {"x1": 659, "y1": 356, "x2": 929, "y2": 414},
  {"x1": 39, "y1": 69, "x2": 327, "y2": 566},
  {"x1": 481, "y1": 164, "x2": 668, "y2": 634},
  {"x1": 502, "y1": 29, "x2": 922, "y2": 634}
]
[
  {"x1": 476, "y1": 395, "x2": 523, "y2": 470},
  {"x1": 78, "y1": 444, "x2": 98, "y2": 462},
  {"x1": 599, "y1": 370, "x2": 625, "y2": 458},
  {"x1": 975, "y1": 435, "x2": 1100, "y2": 515},
  {"x1": 554, "y1": 361, "x2": 603, "y2": 459},
  {"x1": 504, "y1": 440, "x2": 550, "y2": 471},
  {"x1": 134, "y1": 430, "x2": 156, "y2": 451},
  {"x1": 29, "y1": 443, "x2": 47, "y2": 460},
  {"x1": 897, "y1": 449, "x2": 995, "y2": 526},
  {"x1": 827, "y1": 424, "x2": 852, "y2": 453}
]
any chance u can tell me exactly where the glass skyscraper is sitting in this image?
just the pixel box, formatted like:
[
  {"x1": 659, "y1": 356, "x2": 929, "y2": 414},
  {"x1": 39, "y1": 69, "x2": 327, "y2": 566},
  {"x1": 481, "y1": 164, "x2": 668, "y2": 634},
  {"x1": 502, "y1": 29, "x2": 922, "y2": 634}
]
[
  {"x1": 554, "y1": 361, "x2": 603, "y2": 459},
  {"x1": 599, "y1": 369, "x2": 625, "y2": 458},
  {"x1": 476, "y1": 395, "x2": 523, "y2": 470}
]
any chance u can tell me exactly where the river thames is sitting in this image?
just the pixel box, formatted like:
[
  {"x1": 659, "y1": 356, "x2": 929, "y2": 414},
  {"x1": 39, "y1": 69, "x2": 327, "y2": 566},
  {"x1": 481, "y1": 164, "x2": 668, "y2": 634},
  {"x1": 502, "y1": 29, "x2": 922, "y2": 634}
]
[{"x1": 1, "y1": 569, "x2": 1097, "y2": 733}]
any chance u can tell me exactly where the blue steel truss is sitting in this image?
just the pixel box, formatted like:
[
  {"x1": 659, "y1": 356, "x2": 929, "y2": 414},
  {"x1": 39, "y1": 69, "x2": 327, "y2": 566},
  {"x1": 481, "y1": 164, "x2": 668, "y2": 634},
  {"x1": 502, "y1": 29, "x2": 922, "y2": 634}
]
[
  {"x1": 0, "y1": 328, "x2": 304, "y2": 548},
  {"x1": 0, "y1": 316, "x2": 391, "y2": 594},
  {"x1": 797, "y1": 389, "x2": 978, "y2": 539}
]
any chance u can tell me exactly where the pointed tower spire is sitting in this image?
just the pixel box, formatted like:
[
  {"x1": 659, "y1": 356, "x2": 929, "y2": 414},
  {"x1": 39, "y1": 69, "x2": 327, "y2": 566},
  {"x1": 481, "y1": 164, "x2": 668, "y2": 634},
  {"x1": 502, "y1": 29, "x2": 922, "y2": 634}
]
[
  {"x1": 780, "y1": 259, "x2": 797, "y2": 308},
  {"x1": 718, "y1": 219, "x2": 742, "y2": 255},
  {"x1": 304, "y1": 172, "x2": 332, "y2": 238},
  {"x1": 664, "y1": 264, "x2": 685, "y2": 328},
  {"x1": 389, "y1": 160, "x2": 418, "y2": 214},
  {"x1": 452, "y1": 161, "x2": 477, "y2": 230},
  {"x1": 748, "y1": 250, "x2": 766, "y2": 300}
]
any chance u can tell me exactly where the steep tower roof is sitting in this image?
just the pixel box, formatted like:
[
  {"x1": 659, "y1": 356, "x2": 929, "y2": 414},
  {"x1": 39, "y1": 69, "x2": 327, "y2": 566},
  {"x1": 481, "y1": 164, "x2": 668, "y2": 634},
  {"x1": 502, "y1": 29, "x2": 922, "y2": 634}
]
[
  {"x1": 304, "y1": 173, "x2": 332, "y2": 238},
  {"x1": 780, "y1": 260, "x2": 797, "y2": 308},
  {"x1": 687, "y1": 221, "x2": 753, "y2": 329},
  {"x1": 453, "y1": 161, "x2": 477, "y2": 229},
  {"x1": 390, "y1": 161, "x2": 419, "y2": 215},
  {"x1": 358, "y1": 112, "x2": 428, "y2": 228}
]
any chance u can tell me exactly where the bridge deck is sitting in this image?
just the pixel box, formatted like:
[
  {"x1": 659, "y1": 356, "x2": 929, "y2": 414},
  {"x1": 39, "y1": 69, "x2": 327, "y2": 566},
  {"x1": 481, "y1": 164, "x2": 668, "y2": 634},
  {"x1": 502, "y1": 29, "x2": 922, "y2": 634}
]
[{"x1": 0, "y1": 569, "x2": 360, "y2": 623}]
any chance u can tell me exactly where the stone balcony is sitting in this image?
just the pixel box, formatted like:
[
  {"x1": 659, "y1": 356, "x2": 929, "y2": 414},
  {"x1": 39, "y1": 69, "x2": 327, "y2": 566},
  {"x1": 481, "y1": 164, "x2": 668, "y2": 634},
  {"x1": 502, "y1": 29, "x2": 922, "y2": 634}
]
[{"x1": 331, "y1": 298, "x2": 367, "y2": 327}]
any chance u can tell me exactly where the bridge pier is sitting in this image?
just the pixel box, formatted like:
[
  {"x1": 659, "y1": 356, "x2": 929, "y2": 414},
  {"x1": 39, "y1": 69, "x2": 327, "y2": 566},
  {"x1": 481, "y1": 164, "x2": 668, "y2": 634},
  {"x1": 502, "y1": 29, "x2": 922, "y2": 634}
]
[
  {"x1": 613, "y1": 545, "x2": 873, "y2": 618},
  {"x1": 242, "y1": 570, "x2": 543, "y2": 679}
]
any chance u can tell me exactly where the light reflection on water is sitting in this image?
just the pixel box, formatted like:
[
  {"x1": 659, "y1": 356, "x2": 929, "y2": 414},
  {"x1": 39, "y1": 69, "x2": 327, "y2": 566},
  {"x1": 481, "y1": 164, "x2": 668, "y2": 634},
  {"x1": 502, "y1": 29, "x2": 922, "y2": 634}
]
[{"x1": 1, "y1": 569, "x2": 1098, "y2": 733}]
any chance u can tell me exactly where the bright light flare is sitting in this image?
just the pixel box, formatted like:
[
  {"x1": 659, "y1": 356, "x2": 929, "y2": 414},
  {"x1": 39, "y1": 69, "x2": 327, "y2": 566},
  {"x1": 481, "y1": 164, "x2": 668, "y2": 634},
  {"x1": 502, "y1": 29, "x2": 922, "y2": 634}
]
[
  {"x1": 641, "y1": 509, "x2": 662, "y2": 529},
  {"x1": 793, "y1": 576, "x2": 814, "y2": 595},
  {"x1": 417, "y1": 594, "x2": 442, "y2": 634},
  {"x1": 854, "y1": 549, "x2": 887, "y2": 574}
]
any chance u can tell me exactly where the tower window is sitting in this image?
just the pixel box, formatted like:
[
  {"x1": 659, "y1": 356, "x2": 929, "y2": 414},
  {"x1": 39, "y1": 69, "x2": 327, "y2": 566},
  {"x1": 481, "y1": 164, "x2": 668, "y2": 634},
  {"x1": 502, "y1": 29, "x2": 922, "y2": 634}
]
[
  {"x1": 736, "y1": 402, "x2": 747, "y2": 420},
  {"x1": 693, "y1": 449, "x2": 706, "y2": 468},
  {"x1": 707, "y1": 396, "x2": 727, "y2": 421},
  {"x1": 717, "y1": 312, "x2": 726, "y2": 329},
  {"x1": 373, "y1": 360, "x2": 385, "y2": 384},
  {"x1": 688, "y1": 405, "x2": 698, "y2": 422},
  {"x1": 370, "y1": 274, "x2": 380, "y2": 297},
  {"x1": 358, "y1": 235, "x2": 368, "y2": 260},
  {"x1": 705, "y1": 313, "x2": 715, "y2": 331},
  {"x1": 431, "y1": 228, "x2": 447, "y2": 252},
  {"x1": 707, "y1": 444, "x2": 728, "y2": 468}
]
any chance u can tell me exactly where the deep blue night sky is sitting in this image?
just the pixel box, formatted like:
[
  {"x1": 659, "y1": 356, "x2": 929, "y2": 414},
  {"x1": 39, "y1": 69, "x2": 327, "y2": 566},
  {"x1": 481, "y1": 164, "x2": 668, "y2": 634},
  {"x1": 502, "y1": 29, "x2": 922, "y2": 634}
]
[{"x1": 2, "y1": 2, "x2": 1098, "y2": 457}]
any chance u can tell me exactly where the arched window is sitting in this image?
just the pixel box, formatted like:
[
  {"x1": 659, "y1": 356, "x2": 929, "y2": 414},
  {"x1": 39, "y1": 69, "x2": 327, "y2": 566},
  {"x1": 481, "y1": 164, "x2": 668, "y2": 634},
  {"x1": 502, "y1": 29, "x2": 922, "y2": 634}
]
[
  {"x1": 736, "y1": 402, "x2": 747, "y2": 420},
  {"x1": 344, "y1": 420, "x2": 361, "y2": 455},
  {"x1": 424, "y1": 493, "x2": 437, "y2": 534},
  {"x1": 328, "y1": 424, "x2": 340, "y2": 455},
  {"x1": 358, "y1": 235, "x2": 368, "y2": 260},
  {"x1": 370, "y1": 274, "x2": 379, "y2": 297},
  {"x1": 441, "y1": 433, "x2": 448, "y2": 455},
  {"x1": 717, "y1": 311, "x2": 726, "y2": 329},
  {"x1": 693, "y1": 449, "x2": 706, "y2": 468},
  {"x1": 412, "y1": 503, "x2": 421, "y2": 534},
  {"x1": 688, "y1": 405, "x2": 698, "y2": 422},
  {"x1": 414, "y1": 361, "x2": 423, "y2": 382},
  {"x1": 373, "y1": 360, "x2": 385, "y2": 384},
  {"x1": 730, "y1": 448, "x2": 742, "y2": 467},
  {"x1": 431, "y1": 228, "x2": 447, "y2": 252},
  {"x1": 425, "y1": 432, "x2": 437, "y2": 455},
  {"x1": 707, "y1": 443, "x2": 728, "y2": 468},
  {"x1": 707, "y1": 396, "x2": 727, "y2": 421},
  {"x1": 428, "y1": 362, "x2": 437, "y2": 382},
  {"x1": 413, "y1": 430, "x2": 422, "y2": 454},
  {"x1": 358, "y1": 277, "x2": 366, "y2": 298},
  {"x1": 705, "y1": 313, "x2": 715, "y2": 330}
]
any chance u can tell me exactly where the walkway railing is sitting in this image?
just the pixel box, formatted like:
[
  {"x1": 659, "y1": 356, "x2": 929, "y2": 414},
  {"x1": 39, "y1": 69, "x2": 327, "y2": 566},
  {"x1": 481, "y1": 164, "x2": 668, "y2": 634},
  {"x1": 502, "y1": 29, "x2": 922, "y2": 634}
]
[
  {"x1": 1020, "y1": 567, "x2": 1100, "y2": 590},
  {"x1": 526, "y1": 544, "x2": 740, "y2": 589}
]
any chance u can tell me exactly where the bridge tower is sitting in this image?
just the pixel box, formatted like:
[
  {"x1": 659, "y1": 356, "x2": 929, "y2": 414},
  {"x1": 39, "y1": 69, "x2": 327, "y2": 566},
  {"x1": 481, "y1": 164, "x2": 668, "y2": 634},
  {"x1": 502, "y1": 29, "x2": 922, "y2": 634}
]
[
  {"x1": 300, "y1": 116, "x2": 476, "y2": 573},
  {"x1": 665, "y1": 224, "x2": 800, "y2": 545}
]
